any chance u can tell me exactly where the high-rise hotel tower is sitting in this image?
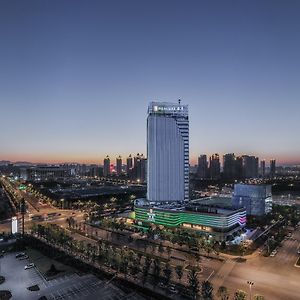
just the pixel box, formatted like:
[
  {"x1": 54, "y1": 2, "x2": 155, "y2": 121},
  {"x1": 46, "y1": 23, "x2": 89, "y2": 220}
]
[{"x1": 147, "y1": 101, "x2": 189, "y2": 203}]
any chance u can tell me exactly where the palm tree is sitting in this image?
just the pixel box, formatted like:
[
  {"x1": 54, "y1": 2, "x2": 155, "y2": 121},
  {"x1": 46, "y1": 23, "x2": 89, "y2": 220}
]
[
  {"x1": 239, "y1": 242, "x2": 246, "y2": 257},
  {"x1": 110, "y1": 197, "x2": 117, "y2": 204},
  {"x1": 175, "y1": 265, "x2": 183, "y2": 282},
  {"x1": 152, "y1": 258, "x2": 161, "y2": 287},
  {"x1": 188, "y1": 268, "x2": 199, "y2": 299},
  {"x1": 130, "y1": 253, "x2": 140, "y2": 276},
  {"x1": 137, "y1": 252, "x2": 143, "y2": 265},
  {"x1": 217, "y1": 286, "x2": 229, "y2": 300},
  {"x1": 158, "y1": 243, "x2": 164, "y2": 255},
  {"x1": 142, "y1": 256, "x2": 152, "y2": 285},
  {"x1": 205, "y1": 243, "x2": 213, "y2": 257},
  {"x1": 198, "y1": 236, "x2": 206, "y2": 251},
  {"x1": 166, "y1": 246, "x2": 172, "y2": 259},
  {"x1": 66, "y1": 217, "x2": 71, "y2": 228},
  {"x1": 234, "y1": 290, "x2": 247, "y2": 300},
  {"x1": 31, "y1": 223, "x2": 38, "y2": 234},
  {"x1": 129, "y1": 194, "x2": 136, "y2": 203},
  {"x1": 162, "y1": 263, "x2": 172, "y2": 286},
  {"x1": 120, "y1": 257, "x2": 129, "y2": 277},
  {"x1": 83, "y1": 213, "x2": 88, "y2": 223},
  {"x1": 201, "y1": 280, "x2": 213, "y2": 300}
]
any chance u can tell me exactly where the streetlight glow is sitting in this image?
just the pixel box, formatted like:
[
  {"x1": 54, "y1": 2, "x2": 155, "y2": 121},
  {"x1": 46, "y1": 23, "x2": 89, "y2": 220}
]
[{"x1": 247, "y1": 281, "x2": 254, "y2": 300}]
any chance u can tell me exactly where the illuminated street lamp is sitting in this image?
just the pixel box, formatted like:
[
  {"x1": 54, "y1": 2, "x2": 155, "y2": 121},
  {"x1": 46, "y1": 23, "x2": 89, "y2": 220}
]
[
  {"x1": 247, "y1": 281, "x2": 254, "y2": 299},
  {"x1": 20, "y1": 198, "x2": 26, "y2": 237},
  {"x1": 60, "y1": 198, "x2": 65, "y2": 209}
]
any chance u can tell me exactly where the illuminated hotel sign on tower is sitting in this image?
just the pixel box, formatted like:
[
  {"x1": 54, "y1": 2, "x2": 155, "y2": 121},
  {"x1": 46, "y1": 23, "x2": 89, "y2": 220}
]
[{"x1": 147, "y1": 101, "x2": 189, "y2": 203}]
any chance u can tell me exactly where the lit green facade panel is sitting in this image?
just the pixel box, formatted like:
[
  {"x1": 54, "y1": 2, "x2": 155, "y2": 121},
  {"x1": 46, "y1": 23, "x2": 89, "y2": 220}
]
[{"x1": 135, "y1": 207, "x2": 231, "y2": 228}]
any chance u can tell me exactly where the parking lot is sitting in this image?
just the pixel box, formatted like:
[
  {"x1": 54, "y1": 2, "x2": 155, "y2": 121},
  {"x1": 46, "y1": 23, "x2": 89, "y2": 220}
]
[{"x1": 1, "y1": 251, "x2": 145, "y2": 300}]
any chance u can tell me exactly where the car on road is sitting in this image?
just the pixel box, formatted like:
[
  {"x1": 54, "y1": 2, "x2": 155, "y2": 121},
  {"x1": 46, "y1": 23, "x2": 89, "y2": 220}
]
[
  {"x1": 180, "y1": 288, "x2": 194, "y2": 299},
  {"x1": 15, "y1": 252, "x2": 26, "y2": 258},
  {"x1": 18, "y1": 255, "x2": 29, "y2": 260},
  {"x1": 297, "y1": 249, "x2": 300, "y2": 254},
  {"x1": 270, "y1": 250, "x2": 277, "y2": 257},
  {"x1": 168, "y1": 284, "x2": 179, "y2": 294},
  {"x1": 24, "y1": 263, "x2": 35, "y2": 270}
]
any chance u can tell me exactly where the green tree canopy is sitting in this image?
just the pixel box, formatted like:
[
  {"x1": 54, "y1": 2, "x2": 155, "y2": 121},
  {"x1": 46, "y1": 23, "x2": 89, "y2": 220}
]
[
  {"x1": 234, "y1": 290, "x2": 247, "y2": 300},
  {"x1": 201, "y1": 280, "x2": 213, "y2": 300},
  {"x1": 217, "y1": 285, "x2": 229, "y2": 300}
]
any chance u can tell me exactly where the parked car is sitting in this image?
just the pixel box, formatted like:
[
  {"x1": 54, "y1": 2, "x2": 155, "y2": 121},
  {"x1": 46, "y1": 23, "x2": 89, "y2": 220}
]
[
  {"x1": 18, "y1": 255, "x2": 29, "y2": 260},
  {"x1": 24, "y1": 263, "x2": 35, "y2": 270},
  {"x1": 169, "y1": 285, "x2": 179, "y2": 294},
  {"x1": 15, "y1": 252, "x2": 26, "y2": 259}
]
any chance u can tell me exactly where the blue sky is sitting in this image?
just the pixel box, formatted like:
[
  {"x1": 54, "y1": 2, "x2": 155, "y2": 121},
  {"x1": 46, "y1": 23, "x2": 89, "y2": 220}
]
[{"x1": 0, "y1": 0, "x2": 299, "y2": 165}]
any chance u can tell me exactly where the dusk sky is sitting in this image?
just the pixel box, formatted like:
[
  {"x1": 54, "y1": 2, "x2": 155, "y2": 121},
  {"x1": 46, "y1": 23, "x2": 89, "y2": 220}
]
[{"x1": 1, "y1": 0, "x2": 300, "y2": 165}]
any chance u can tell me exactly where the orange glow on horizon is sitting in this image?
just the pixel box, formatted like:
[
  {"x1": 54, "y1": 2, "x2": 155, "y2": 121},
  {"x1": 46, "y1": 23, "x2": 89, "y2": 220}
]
[{"x1": 1, "y1": 152, "x2": 300, "y2": 166}]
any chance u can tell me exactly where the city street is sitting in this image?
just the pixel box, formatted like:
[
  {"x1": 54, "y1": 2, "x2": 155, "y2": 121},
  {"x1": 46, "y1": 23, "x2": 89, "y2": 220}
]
[{"x1": 212, "y1": 227, "x2": 300, "y2": 299}]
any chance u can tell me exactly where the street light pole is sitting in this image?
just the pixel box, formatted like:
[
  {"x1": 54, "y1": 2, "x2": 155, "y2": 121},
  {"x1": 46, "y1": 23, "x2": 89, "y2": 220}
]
[
  {"x1": 20, "y1": 198, "x2": 26, "y2": 237},
  {"x1": 247, "y1": 281, "x2": 254, "y2": 300}
]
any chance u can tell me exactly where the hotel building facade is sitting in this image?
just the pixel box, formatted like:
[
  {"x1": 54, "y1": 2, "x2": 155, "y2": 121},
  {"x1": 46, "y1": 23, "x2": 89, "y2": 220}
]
[{"x1": 147, "y1": 101, "x2": 189, "y2": 203}]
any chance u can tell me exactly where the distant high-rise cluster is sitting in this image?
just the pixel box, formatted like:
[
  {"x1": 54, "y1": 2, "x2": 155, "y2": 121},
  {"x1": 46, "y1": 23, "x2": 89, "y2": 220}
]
[
  {"x1": 209, "y1": 154, "x2": 221, "y2": 179},
  {"x1": 197, "y1": 153, "x2": 276, "y2": 180},
  {"x1": 260, "y1": 160, "x2": 266, "y2": 178},
  {"x1": 270, "y1": 159, "x2": 276, "y2": 178},
  {"x1": 103, "y1": 155, "x2": 110, "y2": 177},
  {"x1": 197, "y1": 155, "x2": 208, "y2": 179},
  {"x1": 126, "y1": 154, "x2": 133, "y2": 176},
  {"x1": 116, "y1": 155, "x2": 122, "y2": 176},
  {"x1": 132, "y1": 153, "x2": 147, "y2": 183},
  {"x1": 102, "y1": 153, "x2": 146, "y2": 183}
]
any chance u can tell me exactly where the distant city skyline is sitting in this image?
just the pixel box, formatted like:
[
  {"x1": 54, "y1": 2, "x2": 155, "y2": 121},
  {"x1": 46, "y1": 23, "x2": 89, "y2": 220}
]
[
  {"x1": 1, "y1": 153, "x2": 297, "y2": 167},
  {"x1": 1, "y1": 1, "x2": 300, "y2": 165}
]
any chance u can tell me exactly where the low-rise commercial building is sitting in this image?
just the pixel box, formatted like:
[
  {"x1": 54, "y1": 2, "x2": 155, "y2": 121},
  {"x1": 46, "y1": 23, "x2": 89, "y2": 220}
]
[
  {"x1": 20, "y1": 165, "x2": 74, "y2": 181},
  {"x1": 134, "y1": 198, "x2": 246, "y2": 241}
]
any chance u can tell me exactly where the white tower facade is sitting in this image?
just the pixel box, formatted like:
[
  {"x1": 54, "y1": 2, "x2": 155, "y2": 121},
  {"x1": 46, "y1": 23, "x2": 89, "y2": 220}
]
[{"x1": 147, "y1": 101, "x2": 189, "y2": 203}]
